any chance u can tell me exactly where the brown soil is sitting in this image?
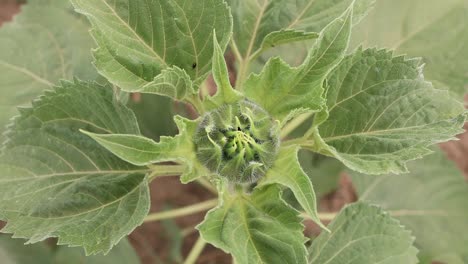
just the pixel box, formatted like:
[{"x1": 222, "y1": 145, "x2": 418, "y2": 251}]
[{"x1": 1, "y1": 3, "x2": 468, "y2": 264}]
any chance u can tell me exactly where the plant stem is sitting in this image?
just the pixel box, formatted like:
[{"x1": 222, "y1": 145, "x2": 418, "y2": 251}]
[
  {"x1": 280, "y1": 112, "x2": 313, "y2": 139},
  {"x1": 196, "y1": 177, "x2": 218, "y2": 194},
  {"x1": 301, "y1": 212, "x2": 337, "y2": 221},
  {"x1": 189, "y1": 95, "x2": 206, "y2": 115},
  {"x1": 230, "y1": 39, "x2": 243, "y2": 66},
  {"x1": 144, "y1": 199, "x2": 218, "y2": 223},
  {"x1": 183, "y1": 235, "x2": 207, "y2": 264},
  {"x1": 147, "y1": 165, "x2": 186, "y2": 181}
]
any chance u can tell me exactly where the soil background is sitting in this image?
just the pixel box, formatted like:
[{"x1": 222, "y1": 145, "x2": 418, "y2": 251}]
[{"x1": 1, "y1": 2, "x2": 467, "y2": 264}]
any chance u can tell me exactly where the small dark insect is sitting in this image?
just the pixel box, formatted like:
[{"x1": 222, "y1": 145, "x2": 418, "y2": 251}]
[{"x1": 192, "y1": 63, "x2": 197, "y2": 69}]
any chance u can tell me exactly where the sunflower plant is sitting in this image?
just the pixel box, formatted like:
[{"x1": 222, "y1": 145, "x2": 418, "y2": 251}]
[{"x1": 0, "y1": 0, "x2": 467, "y2": 263}]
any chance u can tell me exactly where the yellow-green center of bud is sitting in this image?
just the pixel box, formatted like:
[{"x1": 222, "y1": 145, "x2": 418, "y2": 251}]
[{"x1": 194, "y1": 100, "x2": 280, "y2": 183}]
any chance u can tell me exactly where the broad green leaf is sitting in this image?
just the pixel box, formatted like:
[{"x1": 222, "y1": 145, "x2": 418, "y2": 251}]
[
  {"x1": 350, "y1": 150, "x2": 468, "y2": 263},
  {"x1": 311, "y1": 48, "x2": 466, "y2": 174},
  {"x1": 82, "y1": 116, "x2": 209, "y2": 183},
  {"x1": 351, "y1": 0, "x2": 468, "y2": 98},
  {"x1": 228, "y1": 0, "x2": 374, "y2": 60},
  {"x1": 309, "y1": 202, "x2": 418, "y2": 264},
  {"x1": 244, "y1": 6, "x2": 353, "y2": 121},
  {"x1": 0, "y1": 235, "x2": 52, "y2": 264},
  {"x1": 54, "y1": 239, "x2": 140, "y2": 264},
  {"x1": 260, "y1": 146, "x2": 327, "y2": 231},
  {"x1": 71, "y1": 0, "x2": 233, "y2": 91},
  {"x1": 0, "y1": 3, "x2": 97, "y2": 141},
  {"x1": 205, "y1": 34, "x2": 243, "y2": 109},
  {"x1": 198, "y1": 185, "x2": 307, "y2": 264},
  {"x1": 0, "y1": 80, "x2": 150, "y2": 255},
  {"x1": 138, "y1": 67, "x2": 196, "y2": 102}
]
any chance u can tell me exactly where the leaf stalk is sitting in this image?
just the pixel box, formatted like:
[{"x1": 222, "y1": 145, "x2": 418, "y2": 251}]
[{"x1": 144, "y1": 199, "x2": 218, "y2": 223}]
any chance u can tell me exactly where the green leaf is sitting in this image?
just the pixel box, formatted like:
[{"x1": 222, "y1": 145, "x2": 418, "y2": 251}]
[
  {"x1": 309, "y1": 202, "x2": 418, "y2": 264},
  {"x1": 396, "y1": 3, "x2": 468, "y2": 98},
  {"x1": 205, "y1": 34, "x2": 243, "y2": 109},
  {"x1": 258, "y1": 30, "x2": 318, "y2": 55},
  {"x1": 0, "y1": 235, "x2": 52, "y2": 264},
  {"x1": 82, "y1": 116, "x2": 208, "y2": 183},
  {"x1": 0, "y1": 3, "x2": 97, "y2": 141},
  {"x1": 71, "y1": 0, "x2": 233, "y2": 90},
  {"x1": 137, "y1": 67, "x2": 196, "y2": 101},
  {"x1": 54, "y1": 238, "x2": 140, "y2": 264},
  {"x1": 244, "y1": 6, "x2": 353, "y2": 121},
  {"x1": 260, "y1": 146, "x2": 327, "y2": 231},
  {"x1": 198, "y1": 185, "x2": 307, "y2": 264},
  {"x1": 228, "y1": 0, "x2": 374, "y2": 59},
  {"x1": 311, "y1": 48, "x2": 466, "y2": 174},
  {"x1": 0, "y1": 80, "x2": 150, "y2": 255},
  {"x1": 350, "y1": 149, "x2": 468, "y2": 262},
  {"x1": 351, "y1": 0, "x2": 468, "y2": 98}
]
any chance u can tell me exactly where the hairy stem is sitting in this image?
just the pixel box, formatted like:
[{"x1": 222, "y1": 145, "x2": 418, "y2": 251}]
[
  {"x1": 196, "y1": 177, "x2": 218, "y2": 194},
  {"x1": 230, "y1": 39, "x2": 243, "y2": 66},
  {"x1": 281, "y1": 112, "x2": 313, "y2": 139},
  {"x1": 183, "y1": 235, "x2": 207, "y2": 264},
  {"x1": 188, "y1": 95, "x2": 206, "y2": 115},
  {"x1": 144, "y1": 199, "x2": 218, "y2": 223},
  {"x1": 147, "y1": 164, "x2": 186, "y2": 181}
]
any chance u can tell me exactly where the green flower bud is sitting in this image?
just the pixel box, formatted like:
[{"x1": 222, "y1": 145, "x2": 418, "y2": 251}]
[{"x1": 194, "y1": 100, "x2": 280, "y2": 183}]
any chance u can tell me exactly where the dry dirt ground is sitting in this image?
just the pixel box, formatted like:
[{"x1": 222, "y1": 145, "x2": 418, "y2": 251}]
[{"x1": 1, "y1": 3, "x2": 467, "y2": 264}]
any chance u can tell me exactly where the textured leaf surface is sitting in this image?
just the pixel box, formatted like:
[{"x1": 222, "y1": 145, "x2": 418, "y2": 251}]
[
  {"x1": 260, "y1": 146, "x2": 326, "y2": 230},
  {"x1": 71, "y1": 0, "x2": 233, "y2": 90},
  {"x1": 228, "y1": 0, "x2": 374, "y2": 59},
  {"x1": 350, "y1": 150, "x2": 468, "y2": 263},
  {"x1": 198, "y1": 185, "x2": 307, "y2": 264},
  {"x1": 83, "y1": 116, "x2": 208, "y2": 183},
  {"x1": 309, "y1": 202, "x2": 418, "y2": 264},
  {"x1": 138, "y1": 67, "x2": 196, "y2": 101},
  {"x1": 311, "y1": 48, "x2": 466, "y2": 174},
  {"x1": 244, "y1": 7, "x2": 352, "y2": 121},
  {"x1": 352, "y1": 0, "x2": 468, "y2": 98},
  {"x1": 0, "y1": 3, "x2": 96, "y2": 140},
  {"x1": 0, "y1": 80, "x2": 150, "y2": 255}
]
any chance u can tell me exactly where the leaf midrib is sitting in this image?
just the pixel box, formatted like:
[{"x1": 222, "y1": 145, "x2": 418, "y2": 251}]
[
  {"x1": 100, "y1": 0, "x2": 167, "y2": 66},
  {"x1": 0, "y1": 61, "x2": 53, "y2": 87}
]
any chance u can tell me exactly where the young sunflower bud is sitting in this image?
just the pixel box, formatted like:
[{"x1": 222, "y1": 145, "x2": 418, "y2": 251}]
[{"x1": 194, "y1": 100, "x2": 280, "y2": 183}]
